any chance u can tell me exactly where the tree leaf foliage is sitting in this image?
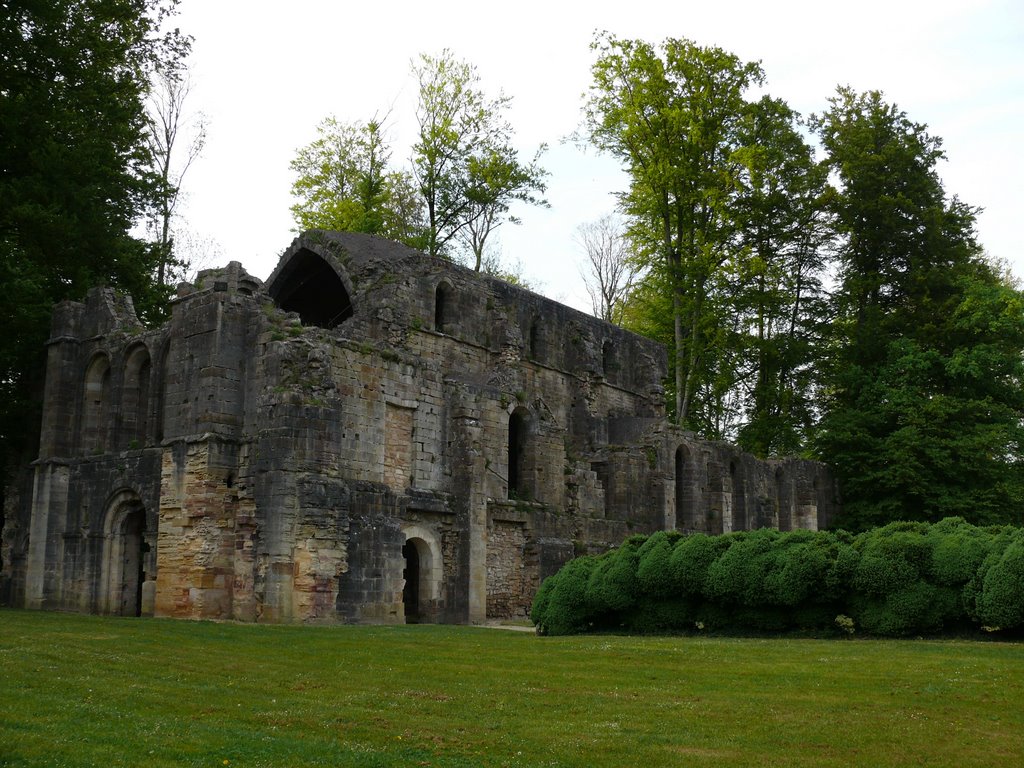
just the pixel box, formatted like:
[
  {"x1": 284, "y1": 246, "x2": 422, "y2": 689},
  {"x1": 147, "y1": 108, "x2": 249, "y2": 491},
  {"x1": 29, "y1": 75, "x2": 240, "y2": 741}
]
[
  {"x1": 289, "y1": 117, "x2": 426, "y2": 248},
  {"x1": 586, "y1": 37, "x2": 1024, "y2": 527},
  {"x1": 1, "y1": 0, "x2": 187, "y2": 471}
]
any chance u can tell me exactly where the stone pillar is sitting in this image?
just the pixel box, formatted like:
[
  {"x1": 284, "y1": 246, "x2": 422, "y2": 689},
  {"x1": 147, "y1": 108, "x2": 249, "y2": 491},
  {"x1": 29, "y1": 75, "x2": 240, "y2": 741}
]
[
  {"x1": 451, "y1": 394, "x2": 488, "y2": 624},
  {"x1": 794, "y1": 472, "x2": 819, "y2": 531},
  {"x1": 38, "y1": 301, "x2": 85, "y2": 460},
  {"x1": 721, "y1": 480, "x2": 734, "y2": 534},
  {"x1": 24, "y1": 463, "x2": 70, "y2": 609},
  {"x1": 155, "y1": 439, "x2": 238, "y2": 619}
]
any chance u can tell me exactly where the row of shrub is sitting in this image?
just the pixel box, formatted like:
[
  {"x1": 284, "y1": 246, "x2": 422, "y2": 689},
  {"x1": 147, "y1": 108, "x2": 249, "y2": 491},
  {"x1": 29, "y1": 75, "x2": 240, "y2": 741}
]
[{"x1": 530, "y1": 518, "x2": 1024, "y2": 637}]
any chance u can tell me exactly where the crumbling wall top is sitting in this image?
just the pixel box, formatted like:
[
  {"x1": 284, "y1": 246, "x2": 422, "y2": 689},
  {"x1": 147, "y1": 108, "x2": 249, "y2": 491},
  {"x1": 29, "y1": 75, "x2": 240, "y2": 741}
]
[
  {"x1": 48, "y1": 286, "x2": 143, "y2": 342},
  {"x1": 176, "y1": 261, "x2": 263, "y2": 300}
]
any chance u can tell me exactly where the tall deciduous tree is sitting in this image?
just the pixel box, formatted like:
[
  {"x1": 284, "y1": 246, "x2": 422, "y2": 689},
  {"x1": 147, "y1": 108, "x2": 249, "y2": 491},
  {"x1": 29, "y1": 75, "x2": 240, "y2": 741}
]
[
  {"x1": 584, "y1": 33, "x2": 763, "y2": 428},
  {"x1": 289, "y1": 116, "x2": 425, "y2": 248},
  {"x1": 812, "y1": 89, "x2": 1024, "y2": 529},
  {"x1": 731, "y1": 97, "x2": 831, "y2": 457},
  {"x1": 0, "y1": 0, "x2": 188, "y2": 475},
  {"x1": 413, "y1": 50, "x2": 546, "y2": 267}
]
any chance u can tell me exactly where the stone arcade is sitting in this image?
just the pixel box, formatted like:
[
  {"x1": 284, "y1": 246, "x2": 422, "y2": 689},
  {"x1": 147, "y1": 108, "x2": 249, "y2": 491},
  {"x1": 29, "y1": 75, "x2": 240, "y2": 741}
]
[{"x1": 1, "y1": 232, "x2": 837, "y2": 623}]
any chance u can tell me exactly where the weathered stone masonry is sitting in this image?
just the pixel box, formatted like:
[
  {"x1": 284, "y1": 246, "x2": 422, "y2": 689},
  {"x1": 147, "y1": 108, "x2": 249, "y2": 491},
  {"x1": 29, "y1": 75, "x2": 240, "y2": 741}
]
[{"x1": 1, "y1": 231, "x2": 838, "y2": 623}]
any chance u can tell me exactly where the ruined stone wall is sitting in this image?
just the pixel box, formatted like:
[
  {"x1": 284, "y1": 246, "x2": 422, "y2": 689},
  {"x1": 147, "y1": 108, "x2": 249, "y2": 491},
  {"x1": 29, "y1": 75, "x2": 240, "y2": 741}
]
[
  {"x1": 156, "y1": 438, "x2": 244, "y2": 619},
  {"x1": 486, "y1": 507, "x2": 539, "y2": 619},
  {"x1": 4, "y1": 231, "x2": 840, "y2": 626}
]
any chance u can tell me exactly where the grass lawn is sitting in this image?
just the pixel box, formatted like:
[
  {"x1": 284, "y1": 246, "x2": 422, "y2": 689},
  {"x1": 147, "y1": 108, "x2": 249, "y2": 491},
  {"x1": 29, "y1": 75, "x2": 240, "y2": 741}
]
[{"x1": 0, "y1": 609, "x2": 1021, "y2": 767}]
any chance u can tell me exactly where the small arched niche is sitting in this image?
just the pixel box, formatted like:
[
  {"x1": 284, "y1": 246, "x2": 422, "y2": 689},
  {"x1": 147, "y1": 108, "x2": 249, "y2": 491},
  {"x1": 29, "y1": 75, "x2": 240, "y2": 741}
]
[{"x1": 266, "y1": 247, "x2": 354, "y2": 328}]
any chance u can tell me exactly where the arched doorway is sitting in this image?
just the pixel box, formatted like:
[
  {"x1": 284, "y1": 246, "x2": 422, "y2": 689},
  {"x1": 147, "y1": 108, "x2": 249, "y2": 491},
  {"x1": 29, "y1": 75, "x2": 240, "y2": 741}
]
[
  {"x1": 100, "y1": 490, "x2": 152, "y2": 616},
  {"x1": 400, "y1": 526, "x2": 443, "y2": 624},
  {"x1": 402, "y1": 539, "x2": 421, "y2": 621},
  {"x1": 118, "y1": 509, "x2": 146, "y2": 616}
]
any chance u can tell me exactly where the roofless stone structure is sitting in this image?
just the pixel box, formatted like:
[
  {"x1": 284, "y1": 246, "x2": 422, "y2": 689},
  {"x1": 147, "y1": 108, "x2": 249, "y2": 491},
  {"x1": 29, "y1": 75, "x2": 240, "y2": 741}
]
[{"x1": 1, "y1": 231, "x2": 837, "y2": 623}]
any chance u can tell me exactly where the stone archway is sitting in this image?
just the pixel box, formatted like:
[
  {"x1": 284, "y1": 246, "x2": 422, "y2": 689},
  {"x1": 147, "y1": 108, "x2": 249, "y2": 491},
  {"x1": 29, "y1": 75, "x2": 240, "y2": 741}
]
[
  {"x1": 402, "y1": 539, "x2": 421, "y2": 620},
  {"x1": 99, "y1": 489, "x2": 154, "y2": 616},
  {"x1": 266, "y1": 245, "x2": 354, "y2": 328},
  {"x1": 400, "y1": 525, "x2": 443, "y2": 623}
]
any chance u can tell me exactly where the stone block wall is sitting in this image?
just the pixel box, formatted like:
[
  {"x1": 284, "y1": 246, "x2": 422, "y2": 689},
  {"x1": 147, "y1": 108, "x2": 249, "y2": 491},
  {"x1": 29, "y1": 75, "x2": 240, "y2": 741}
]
[
  {"x1": 2, "y1": 231, "x2": 839, "y2": 625},
  {"x1": 486, "y1": 511, "x2": 538, "y2": 619}
]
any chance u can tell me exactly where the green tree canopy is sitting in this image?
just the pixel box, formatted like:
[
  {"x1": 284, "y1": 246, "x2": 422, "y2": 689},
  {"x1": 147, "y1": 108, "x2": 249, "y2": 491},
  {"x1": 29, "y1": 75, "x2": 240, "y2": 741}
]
[
  {"x1": 730, "y1": 97, "x2": 831, "y2": 457},
  {"x1": 0, "y1": 0, "x2": 187, "y2": 470},
  {"x1": 584, "y1": 33, "x2": 763, "y2": 431},
  {"x1": 289, "y1": 117, "x2": 425, "y2": 248},
  {"x1": 812, "y1": 89, "x2": 1024, "y2": 529},
  {"x1": 413, "y1": 49, "x2": 547, "y2": 267}
]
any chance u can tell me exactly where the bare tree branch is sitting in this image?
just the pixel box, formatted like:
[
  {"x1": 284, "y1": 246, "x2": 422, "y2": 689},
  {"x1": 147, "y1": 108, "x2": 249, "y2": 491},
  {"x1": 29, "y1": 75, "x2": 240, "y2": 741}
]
[
  {"x1": 145, "y1": 65, "x2": 207, "y2": 285},
  {"x1": 576, "y1": 213, "x2": 640, "y2": 325}
]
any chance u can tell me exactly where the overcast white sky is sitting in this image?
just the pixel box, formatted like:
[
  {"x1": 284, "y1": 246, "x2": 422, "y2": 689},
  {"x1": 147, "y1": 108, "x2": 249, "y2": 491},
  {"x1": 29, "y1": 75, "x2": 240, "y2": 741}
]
[{"x1": 170, "y1": 0, "x2": 1024, "y2": 312}]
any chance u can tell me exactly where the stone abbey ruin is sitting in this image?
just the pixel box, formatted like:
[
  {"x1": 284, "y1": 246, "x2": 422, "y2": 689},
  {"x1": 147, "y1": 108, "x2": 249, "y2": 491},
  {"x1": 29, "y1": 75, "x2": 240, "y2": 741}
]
[{"x1": 1, "y1": 231, "x2": 837, "y2": 624}]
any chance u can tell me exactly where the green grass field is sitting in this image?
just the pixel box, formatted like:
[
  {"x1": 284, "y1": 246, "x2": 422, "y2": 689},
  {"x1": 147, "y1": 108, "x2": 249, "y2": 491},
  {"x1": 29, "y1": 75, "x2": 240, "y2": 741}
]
[{"x1": 1, "y1": 609, "x2": 1021, "y2": 767}]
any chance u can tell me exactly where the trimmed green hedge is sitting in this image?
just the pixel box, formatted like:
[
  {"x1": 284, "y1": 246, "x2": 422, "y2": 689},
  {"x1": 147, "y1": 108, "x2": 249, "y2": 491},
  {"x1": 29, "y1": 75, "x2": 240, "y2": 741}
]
[{"x1": 530, "y1": 518, "x2": 1024, "y2": 637}]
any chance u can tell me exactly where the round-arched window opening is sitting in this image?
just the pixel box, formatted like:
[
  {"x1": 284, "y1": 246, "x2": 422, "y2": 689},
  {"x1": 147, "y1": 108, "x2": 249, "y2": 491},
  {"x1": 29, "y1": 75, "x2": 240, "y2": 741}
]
[
  {"x1": 268, "y1": 249, "x2": 353, "y2": 328},
  {"x1": 508, "y1": 407, "x2": 532, "y2": 500},
  {"x1": 675, "y1": 445, "x2": 691, "y2": 529},
  {"x1": 434, "y1": 282, "x2": 452, "y2": 333}
]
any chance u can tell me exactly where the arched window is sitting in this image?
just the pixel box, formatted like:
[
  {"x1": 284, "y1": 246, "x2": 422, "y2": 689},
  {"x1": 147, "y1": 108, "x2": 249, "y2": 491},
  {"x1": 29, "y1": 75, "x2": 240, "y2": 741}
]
[
  {"x1": 602, "y1": 340, "x2": 614, "y2": 377},
  {"x1": 675, "y1": 445, "x2": 693, "y2": 530},
  {"x1": 508, "y1": 408, "x2": 531, "y2": 500},
  {"x1": 81, "y1": 354, "x2": 111, "y2": 455},
  {"x1": 121, "y1": 345, "x2": 151, "y2": 449},
  {"x1": 527, "y1": 319, "x2": 542, "y2": 362},
  {"x1": 434, "y1": 282, "x2": 451, "y2": 333}
]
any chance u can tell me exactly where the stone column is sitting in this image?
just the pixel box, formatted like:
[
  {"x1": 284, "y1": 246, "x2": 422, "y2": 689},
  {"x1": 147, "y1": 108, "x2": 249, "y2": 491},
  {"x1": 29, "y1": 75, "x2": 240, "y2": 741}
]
[
  {"x1": 24, "y1": 463, "x2": 70, "y2": 609},
  {"x1": 450, "y1": 394, "x2": 488, "y2": 624}
]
